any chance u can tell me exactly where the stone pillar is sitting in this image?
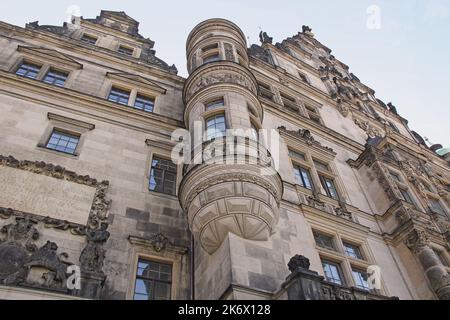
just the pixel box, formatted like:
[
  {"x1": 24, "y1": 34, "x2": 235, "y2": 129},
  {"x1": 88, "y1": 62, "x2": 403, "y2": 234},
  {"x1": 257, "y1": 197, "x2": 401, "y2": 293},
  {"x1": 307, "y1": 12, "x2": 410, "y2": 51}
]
[{"x1": 405, "y1": 229, "x2": 450, "y2": 300}]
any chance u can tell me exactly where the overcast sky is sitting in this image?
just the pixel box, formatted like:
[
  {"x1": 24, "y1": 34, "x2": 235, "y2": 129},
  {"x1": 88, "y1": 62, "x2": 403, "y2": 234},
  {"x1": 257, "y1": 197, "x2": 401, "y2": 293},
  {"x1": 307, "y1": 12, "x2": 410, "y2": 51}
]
[{"x1": 1, "y1": 0, "x2": 449, "y2": 148}]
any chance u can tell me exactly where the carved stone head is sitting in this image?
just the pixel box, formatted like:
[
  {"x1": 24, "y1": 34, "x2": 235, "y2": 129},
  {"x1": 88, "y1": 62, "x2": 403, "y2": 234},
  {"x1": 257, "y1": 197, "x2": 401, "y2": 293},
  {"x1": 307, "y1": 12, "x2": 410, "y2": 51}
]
[{"x1": 288, "y1": 255, "x2": 311, "y2": 272}]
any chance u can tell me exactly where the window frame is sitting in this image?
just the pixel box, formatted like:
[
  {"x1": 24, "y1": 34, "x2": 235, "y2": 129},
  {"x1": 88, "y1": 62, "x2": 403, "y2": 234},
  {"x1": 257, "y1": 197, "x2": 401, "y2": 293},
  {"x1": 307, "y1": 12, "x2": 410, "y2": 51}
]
[
  {"x1": 80, "y1": 34, "x2": 98, "y2": 45},
  {"x1": 294, "y1": 165, "x2": 315, "y2": 191},
  {"x1": 320, "y1": 175, "x2": 340, "y2": 200},
  {"x1": 133, "y1": 257, "x2": 173, "y2": 301},
  {"x1": 134, "y1": 94, "x2": 155, "y2": 113},
  {"x1": 45, "y1": 129, "x2": 81, "y2": 156},
  {"x1": 321, "y1": 259, "x2": 346, "y2": 286},
  {"x1": 118, "y1": 45, "x2": 135, "y2": 57},
  {"x1": 43, "y1": 68, "x2": 69, "y2": 87},
  {"x1": 108, "y1": 86, "x2": 131, "y2": 106},
  {"x1": 343, "y1": 242, "x2": 364, "y2": 260},
  {"x1": 205, "y1": 113, "x2": 227, "y2": 141},
  {"x1": 15, "y1": 61, "x2": 42, "y2": 79},
  {"x1": 149, "y1": 156, "x2": 178, "y2": 196}
]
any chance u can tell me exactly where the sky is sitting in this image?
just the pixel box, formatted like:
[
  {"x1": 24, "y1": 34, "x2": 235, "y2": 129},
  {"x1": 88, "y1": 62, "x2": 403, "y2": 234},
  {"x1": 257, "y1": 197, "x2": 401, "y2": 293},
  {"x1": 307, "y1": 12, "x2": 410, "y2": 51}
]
[{"x1": 1, "y1": 0, "x2": 449, "y2": 148}]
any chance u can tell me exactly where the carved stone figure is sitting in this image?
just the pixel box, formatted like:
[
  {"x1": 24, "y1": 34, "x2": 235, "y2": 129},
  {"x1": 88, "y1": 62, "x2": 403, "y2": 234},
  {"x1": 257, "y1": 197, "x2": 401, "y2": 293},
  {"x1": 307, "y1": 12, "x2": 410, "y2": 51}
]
[
  {"x1": 259, "y1": 31, "x2": 273, "y2": 44},
  {"x1": 1, "y1": 217, "x2": 39, "y2": 252},
  {"x1": 387, "y1": 102, "x2": 398, "y2": 115},
  {"x1": 80, "y1": 223, "x2": 110, "y2": 273},
  {"x1": 150, "y1": 233, "x2": 169, "y2": 252},
  {"x1": 302, "y1": 25, "x2": 312, "y2": 33},
  {"x1": 25, "y1": 241, "x2": 69, "y2": 288}
]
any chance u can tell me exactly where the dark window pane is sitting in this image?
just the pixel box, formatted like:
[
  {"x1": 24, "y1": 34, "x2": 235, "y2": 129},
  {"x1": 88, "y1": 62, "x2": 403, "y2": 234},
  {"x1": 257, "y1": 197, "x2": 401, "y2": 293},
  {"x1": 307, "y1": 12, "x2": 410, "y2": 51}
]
[
  {"x1": 322, "y1": 260, "x2": 344, "y2": 285},
  {"x1": 134, "y1": 259, "x2": 172, "y2": 301},
  {"x1": 320, "y1": 176, "x2": 339, "y2": 200},
  {"x1": 294, "y1": 166, "x2": 314, "y2": 191},
  {"x1": 108, "y1": 87, "x2": 130, "y2": 105},
  {"x1": 314, "y1": 232, "x2": 335, "y2": 251},
  {"x1": 81, "y1": 34, "x2": 98, "y2": 45},
  {"x1": 118, "y1": 45, "x2": 134, "y2": 56},
  {"x1": 15, "y1": 63, "x2": 41, "y2": 79},
  {"x1": 46, "y1": 130, "x2": 80, "y2": 155},
  {"x1": 149, "y1": 157, "x2": 177, "y2": 195},
  {"x1": 343, "y1": 243, "x2": 364, "y2": 260},
  {"x1": 352, "y1": 269, "x2": 370, "y2": 291},
  {"x1": 206, "y1": 98, "x2": 224, "y2": 110},
  {"x1": 43, "y1": 69, "x2": 68, "y2": 87},
  {"x1": 134, "y1": 95, "x2": 154, "y2": 113}
]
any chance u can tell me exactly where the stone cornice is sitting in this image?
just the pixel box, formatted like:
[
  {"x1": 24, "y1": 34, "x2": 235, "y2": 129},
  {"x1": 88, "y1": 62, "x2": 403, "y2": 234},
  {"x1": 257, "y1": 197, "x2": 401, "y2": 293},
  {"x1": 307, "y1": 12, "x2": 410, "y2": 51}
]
[
  {"x1": 262, "y1": 100, "x2": 365, "y2": 154},
  {"x1": 278, "y1": 126, "x2": 336, "y2": 156},
  {"x1": 128, "y1": 235, "x2": 188, "y2": 255},
  {"x1": 0, "y1": 22, "x2": 185, "y2": 84},
  {"x1": 47, "y1": 112, "x2": 95, "y2": 131}
]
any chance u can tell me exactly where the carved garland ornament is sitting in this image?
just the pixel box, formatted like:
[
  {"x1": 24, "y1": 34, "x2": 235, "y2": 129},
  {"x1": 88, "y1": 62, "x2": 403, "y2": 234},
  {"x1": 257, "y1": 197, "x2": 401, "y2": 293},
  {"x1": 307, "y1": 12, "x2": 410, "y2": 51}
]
[{"x1": 0, "y1": 155, "x2": 112, "y2": 283}]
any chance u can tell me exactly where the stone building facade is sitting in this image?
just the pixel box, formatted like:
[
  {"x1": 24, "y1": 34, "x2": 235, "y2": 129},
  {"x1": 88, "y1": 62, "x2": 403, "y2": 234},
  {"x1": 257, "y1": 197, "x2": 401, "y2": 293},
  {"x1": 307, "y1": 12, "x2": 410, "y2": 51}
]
[{"x1": 0, "y1": 11, "x2": 449, "y2": 300}]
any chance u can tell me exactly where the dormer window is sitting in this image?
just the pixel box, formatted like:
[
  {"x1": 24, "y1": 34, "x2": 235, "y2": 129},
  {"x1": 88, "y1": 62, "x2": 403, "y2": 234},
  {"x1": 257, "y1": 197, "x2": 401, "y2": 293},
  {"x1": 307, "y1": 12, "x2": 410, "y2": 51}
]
[
  {"x1": 81, "y1": 34, "x2": 98, "y2": 45},
  {"x1": 118, "y1": 45, "x2": 134, "y2": 56}
]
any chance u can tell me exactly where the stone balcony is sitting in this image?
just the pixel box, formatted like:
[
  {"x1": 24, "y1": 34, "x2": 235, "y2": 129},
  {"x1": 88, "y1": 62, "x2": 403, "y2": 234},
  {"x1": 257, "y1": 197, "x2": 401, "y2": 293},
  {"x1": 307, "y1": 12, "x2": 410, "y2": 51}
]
[{"x1": 179, "y1": 138, "x2": 283, "y2": 254}]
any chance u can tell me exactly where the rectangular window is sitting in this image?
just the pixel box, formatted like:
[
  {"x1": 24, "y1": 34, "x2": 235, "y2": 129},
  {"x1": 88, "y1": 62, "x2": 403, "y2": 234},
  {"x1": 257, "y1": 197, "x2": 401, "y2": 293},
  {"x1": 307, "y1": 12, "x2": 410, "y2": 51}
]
[
  {"x1": 203, "y1": 53, "x2": 220, "y2": 63},
  {"x1": 343, "y1": 242, "x2": 364, "y2": 260},
  {"x1": 294, "y1": 165, "x2": 314, "y2": 190},
  {"x1": 118, "y1": 45, "x2": 134, "y2": 56},
  {"x1": 205, "y1": 98, "x2": 225, "y2": 111},
  {"x1": 258, "y1": 82, "x2": 274, "y2": 101},
  {"x1": 289, "y1": 149, "x2": 306, "y2": 162},
  {"x1": 81, "y1": 34, "x2": 98, "y2": 45},
  {"x1": 314, "y1": 160, "x2": 330, "y2": 172},
  {"x1": 134, "y1": 258, "x2": 172, "y2": 300},
  {"x1": 46, "y1": 130, "x2": 80, "y2": 155},
  {"x1": 202, "y1": 43, "x2": 219, "y2": 52},
  {"x1": 399, "y1": 188, "x2": 415, "y2": 205},
  {"x1": 134, "y1": 95, "x2": 155, "y2": 113},
  {"x1": 320, "y1": 176, "x2": 339, "y2": 200},
  {"x1": 206, "y1": 114, "x2": 226, "y2": 140},
  {"x1": 314, "y1": 232, "x2": 335, "y2": 251},
  {"x1": 15, "y1": 62, "x2": 41, "y2": 79},
  {"x1": 43, "y1": 69, "x2": 68, "y2": 87},
  {"x1": 322, "y1": 260, "x2": 345, "y2": 285},
  {"x1": 430, "y1": 198, "x2": 447, "y2": 217},
  {"x1": 108, "y1": 87, "x2": 130, "y2": 105},
  {"x1": 149, "y1": 157, "x2": 177, "y2": 196},
  {"x1": 352, "y1": 268, "x2": 370, "y2": 291}
]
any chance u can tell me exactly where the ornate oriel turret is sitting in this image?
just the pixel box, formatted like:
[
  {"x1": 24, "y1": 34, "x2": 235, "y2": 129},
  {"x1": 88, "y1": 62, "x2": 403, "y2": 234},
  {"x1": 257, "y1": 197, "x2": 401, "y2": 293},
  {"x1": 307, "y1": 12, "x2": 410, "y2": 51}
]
[{"x1": 180, "y1": 19, "x2": 283, "y2": 255}]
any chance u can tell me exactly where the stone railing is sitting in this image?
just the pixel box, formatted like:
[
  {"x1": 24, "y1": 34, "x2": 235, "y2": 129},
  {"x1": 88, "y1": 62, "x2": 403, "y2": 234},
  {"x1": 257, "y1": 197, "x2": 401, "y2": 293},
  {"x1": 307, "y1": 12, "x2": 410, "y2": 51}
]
[{"x1": 281, "y1": 255, "x2": 399, "y2": 301}]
